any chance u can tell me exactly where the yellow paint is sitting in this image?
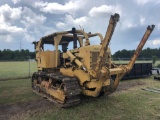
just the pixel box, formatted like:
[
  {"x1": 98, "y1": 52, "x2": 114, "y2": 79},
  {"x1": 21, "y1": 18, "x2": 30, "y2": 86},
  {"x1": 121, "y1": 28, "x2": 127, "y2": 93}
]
[{"x1": 38, "y1": 50, "x2": 59, "y2": 68}]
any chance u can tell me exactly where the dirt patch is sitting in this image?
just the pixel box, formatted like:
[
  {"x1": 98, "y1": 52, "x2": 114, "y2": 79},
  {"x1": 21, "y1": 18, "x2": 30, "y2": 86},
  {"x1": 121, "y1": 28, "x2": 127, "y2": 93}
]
[
  {"x1": 0, "y1": 80, "x2": 145, "y2": 120},
  {"x1": 116, "y1": 80, "x2": 145, "y2": 92},
  {"x1": 0, "y1": 98, "x2": 53, "y2": 120}
]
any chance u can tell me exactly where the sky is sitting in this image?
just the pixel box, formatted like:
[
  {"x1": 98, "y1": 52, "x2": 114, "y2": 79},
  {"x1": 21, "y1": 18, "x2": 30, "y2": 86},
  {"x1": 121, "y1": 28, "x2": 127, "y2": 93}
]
[{"x1": 0, "y1": 0, "x2": 160, "y2": 54}]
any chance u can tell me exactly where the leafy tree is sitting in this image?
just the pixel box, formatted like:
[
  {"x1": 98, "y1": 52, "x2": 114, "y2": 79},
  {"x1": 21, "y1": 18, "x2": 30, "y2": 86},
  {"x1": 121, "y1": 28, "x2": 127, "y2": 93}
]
[
  {"x1": 0, "y1": 49, "x2": 35, "y2": 61},
  {"x1": 113, "y1": 47, "x2": 160, "y2": 59}
]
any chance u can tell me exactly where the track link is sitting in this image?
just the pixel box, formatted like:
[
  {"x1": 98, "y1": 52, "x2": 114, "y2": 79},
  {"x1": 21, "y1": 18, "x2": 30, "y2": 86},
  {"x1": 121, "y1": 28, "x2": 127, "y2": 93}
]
[{"x1": 32, "y1": 72, "x2": 81, "y2": 107}]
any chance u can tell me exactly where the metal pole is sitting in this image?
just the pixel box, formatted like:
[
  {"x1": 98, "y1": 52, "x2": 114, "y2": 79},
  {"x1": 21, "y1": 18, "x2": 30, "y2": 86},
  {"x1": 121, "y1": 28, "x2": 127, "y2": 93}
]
[{"x1": 29, "y1": 56, "x2": 30, "y2": 77}]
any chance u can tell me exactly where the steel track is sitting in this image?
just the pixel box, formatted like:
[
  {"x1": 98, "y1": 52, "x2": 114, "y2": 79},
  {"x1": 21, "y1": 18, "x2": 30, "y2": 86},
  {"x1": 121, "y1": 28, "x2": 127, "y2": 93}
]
[{"x1": 32, "y1": 72, "x2": 81, "y2": 107}]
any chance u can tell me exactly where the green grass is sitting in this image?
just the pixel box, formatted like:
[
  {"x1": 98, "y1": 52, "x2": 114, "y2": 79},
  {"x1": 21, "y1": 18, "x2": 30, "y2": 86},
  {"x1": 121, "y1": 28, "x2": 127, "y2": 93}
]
[
  {"x1": 0, "y1": 79, "x2": 40, "y2": 105},
  {"x1": 1, "y1": 60, "x2": 160, "y2": 80},
  {"x1": 113, "y1": 60, "x2": 152, "y2": 64},
  {"x1": 113, "y1": 60, "x2": 160, "y2": 67},
  {"x1": 28, "y1": 77, "x2": 160, "y2": 120},
  {"x1": 0, "y1": 61, "x2": 37, "y2": 80},
  {"x1": 154, "y1": 60, "x2": 160, "y2": 67},
  {"x1": 0, "y1": 77, "x2": 159, "y2": 120}
]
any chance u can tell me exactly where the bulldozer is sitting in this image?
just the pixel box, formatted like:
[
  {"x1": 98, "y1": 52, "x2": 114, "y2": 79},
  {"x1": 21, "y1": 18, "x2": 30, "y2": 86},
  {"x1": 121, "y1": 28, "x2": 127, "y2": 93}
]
[{"x1": 32, "y1": 13, "x2": 155, "y2": 107}]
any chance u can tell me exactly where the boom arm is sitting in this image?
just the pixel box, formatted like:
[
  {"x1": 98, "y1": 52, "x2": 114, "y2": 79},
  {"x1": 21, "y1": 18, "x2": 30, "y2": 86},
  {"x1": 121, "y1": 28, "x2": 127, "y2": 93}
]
[
  {"x1": 127, "y1": 25, "x2": 155, "y2": 73},
  {"x1": 94, "y1": 13, "x2": 120, "y2": 76},
  {"x1": 112, "y1": 24, "x2": 155, "y2": 90}
]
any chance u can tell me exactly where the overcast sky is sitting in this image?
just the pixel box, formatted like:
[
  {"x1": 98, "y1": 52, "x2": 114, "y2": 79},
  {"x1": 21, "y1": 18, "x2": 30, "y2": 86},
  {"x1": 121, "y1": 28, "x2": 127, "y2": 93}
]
[{"x1": 0, "y1": 0, "x2": 160, "y2": 54}]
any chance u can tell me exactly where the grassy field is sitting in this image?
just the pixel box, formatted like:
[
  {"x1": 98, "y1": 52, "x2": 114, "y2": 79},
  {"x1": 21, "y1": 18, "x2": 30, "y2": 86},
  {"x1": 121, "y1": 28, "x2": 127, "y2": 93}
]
[
  {"x1": 113, "y1": 60, "x2": 152, "y2": 64},
  {"x1": 0, "y1": 61, "x2": 37, "y2": 80},
  {"x1": 0, "y1": 76, "x2": 159, "y2": 120},
  {"x1": 113, "y1": 60, "x2": 160, "y2": 67},
  {"x1": 0, "y1": 79, "x2": 40, "y2": 105},
  {"x1": 1, "y1": 60, "x2": 160, "y2": 80}
]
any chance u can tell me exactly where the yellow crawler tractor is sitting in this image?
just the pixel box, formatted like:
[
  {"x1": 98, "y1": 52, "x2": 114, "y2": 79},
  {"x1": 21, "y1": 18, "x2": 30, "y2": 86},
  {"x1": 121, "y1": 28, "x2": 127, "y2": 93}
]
[{"x1": 32, "y1": 13, "x2": 155, "y2": 107}]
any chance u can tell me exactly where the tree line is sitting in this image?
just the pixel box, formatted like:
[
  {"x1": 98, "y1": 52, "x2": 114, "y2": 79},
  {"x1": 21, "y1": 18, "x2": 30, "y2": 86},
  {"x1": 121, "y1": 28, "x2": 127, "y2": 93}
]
[
  {"x1": 113, "y1": 47, "x2": 160, "y2": 59},
  {"x1": 0, "y1": 49, "x2": 35, "y2": 61},
  {"x1": 0, "y1": 47, "x2": 160, "y2": 61}
]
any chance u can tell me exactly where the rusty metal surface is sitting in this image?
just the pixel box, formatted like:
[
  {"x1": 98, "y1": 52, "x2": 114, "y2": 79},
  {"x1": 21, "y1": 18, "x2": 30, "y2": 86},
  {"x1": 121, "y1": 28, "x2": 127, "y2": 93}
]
[{"x1": 32, "y1": 72, "x2": 81, "y2": 107}]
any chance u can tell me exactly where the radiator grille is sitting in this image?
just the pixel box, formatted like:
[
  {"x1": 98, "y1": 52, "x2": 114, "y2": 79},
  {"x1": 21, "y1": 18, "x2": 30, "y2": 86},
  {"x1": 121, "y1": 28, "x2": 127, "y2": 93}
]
[
  {"x1": 90, "y1": 52, "x2": 108, "y2": 69},
  {"x1": 90, "y1": 52, "x2": 99, "y2": 69}
]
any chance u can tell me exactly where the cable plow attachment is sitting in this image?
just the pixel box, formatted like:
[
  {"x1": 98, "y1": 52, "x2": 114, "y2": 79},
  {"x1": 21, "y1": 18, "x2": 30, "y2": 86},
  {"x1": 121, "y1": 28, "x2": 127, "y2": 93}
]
[
  {"x1": 127, "y1": 25, "x2": 155, "y2": 73},
  {"x1": 110, "y1": 25, "x2": 155, "y2": 90}
]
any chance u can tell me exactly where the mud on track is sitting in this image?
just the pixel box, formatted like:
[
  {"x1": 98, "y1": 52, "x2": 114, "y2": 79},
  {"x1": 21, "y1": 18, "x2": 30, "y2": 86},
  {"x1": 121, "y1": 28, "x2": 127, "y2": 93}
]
[{"x1": 0, "y1": 80, "x2": 145, "y2": 120}]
